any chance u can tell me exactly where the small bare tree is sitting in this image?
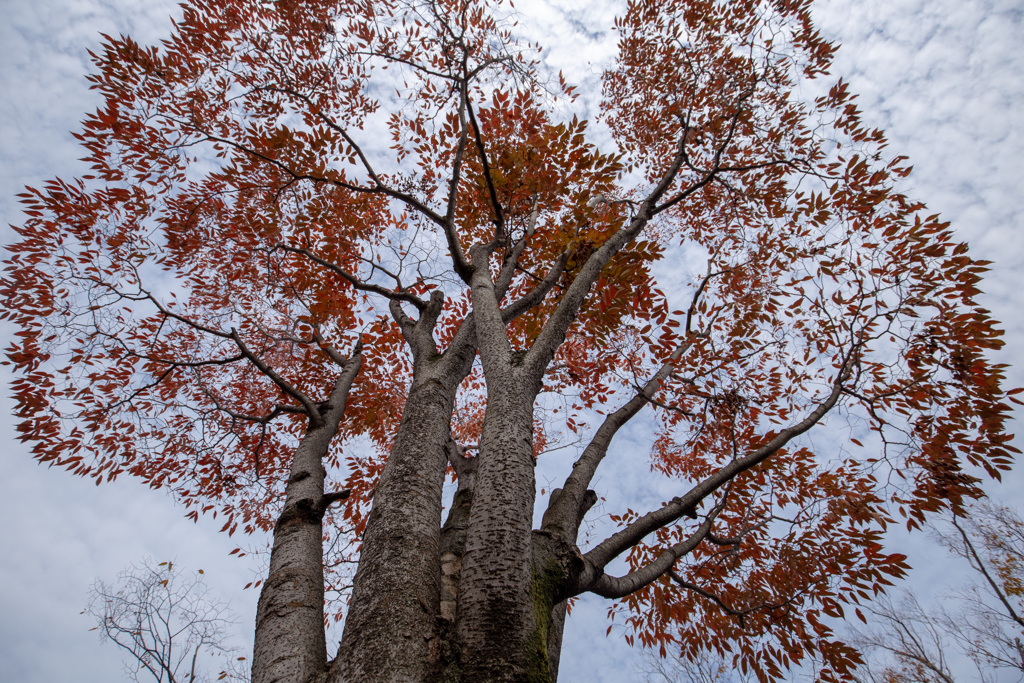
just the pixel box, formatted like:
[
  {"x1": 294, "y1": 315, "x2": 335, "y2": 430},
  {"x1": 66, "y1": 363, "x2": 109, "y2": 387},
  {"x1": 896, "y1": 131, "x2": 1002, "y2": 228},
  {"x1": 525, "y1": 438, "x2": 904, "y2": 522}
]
[
  {"x1": 85, "y1": 559, "x2": 248, "y2": 683},
  {"x1": 633, "y1": 640, "x2": 756, "y2": 683},
  {"x1": 850, "y1": 502, "x2": 1024, "y2": 683},
  {"x1": 941, "y1": 504, "x2": 1024, "y2": 676},
  {"x1": 850, "y1": 593, "x2": 958, "y2": 683}
]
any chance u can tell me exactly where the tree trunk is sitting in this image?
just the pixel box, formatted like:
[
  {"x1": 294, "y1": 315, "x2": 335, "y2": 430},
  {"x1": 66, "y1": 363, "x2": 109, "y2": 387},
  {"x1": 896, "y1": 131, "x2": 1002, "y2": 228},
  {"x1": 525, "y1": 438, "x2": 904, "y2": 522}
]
[
  {"x1": 252, "y1": 427, "x2": 331, "y2": 683},
  {"x1": 254, "y1": 365, "x2": 361, "y2": 683},
  {"x1": 455, "y1": 382, "x2": 546, "y2": 681},
  {"x1": 332, "y1": 368, "x2": 461, "y2": 682}
]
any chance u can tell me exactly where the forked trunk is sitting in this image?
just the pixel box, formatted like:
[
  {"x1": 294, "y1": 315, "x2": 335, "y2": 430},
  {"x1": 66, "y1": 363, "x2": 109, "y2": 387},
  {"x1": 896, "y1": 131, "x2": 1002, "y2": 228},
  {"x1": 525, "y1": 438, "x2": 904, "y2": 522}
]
[
  {"x1": 331, "y1": 376, "x2": 456, "y2": 681},
  {"x1": 254, "y1": 361, "x2": 362, "y2": 683}
]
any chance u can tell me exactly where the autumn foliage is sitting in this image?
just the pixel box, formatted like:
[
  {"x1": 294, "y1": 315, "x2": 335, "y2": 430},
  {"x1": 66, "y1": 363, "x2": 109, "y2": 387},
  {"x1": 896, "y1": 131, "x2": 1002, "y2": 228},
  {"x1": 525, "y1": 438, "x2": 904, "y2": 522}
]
[{"x1": 2, "y1": 0, "x2": 1018, "y2": 680}]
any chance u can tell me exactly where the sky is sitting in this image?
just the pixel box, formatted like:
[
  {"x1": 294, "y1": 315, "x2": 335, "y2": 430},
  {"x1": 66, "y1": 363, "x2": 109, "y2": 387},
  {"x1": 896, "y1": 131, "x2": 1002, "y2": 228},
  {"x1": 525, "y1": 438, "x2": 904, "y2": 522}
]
[{"x1": 0, "y1": 0, "x2": 1022, "y2": 682}]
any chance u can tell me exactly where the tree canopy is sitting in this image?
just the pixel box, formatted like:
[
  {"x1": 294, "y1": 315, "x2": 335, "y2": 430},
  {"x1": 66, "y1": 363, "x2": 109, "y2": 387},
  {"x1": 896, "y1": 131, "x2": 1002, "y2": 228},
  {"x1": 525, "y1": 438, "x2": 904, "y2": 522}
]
[{"x1": 2, "y1": 0, "x2": 1018, "y2": 680}]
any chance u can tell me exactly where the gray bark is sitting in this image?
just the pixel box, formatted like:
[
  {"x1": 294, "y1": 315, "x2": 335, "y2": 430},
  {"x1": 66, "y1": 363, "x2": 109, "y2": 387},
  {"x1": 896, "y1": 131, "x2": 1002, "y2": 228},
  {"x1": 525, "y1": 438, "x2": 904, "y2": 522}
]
[
  {"x1": 331, "y1": 371, "x2": 457, "y2": 682},
  {"x1": 332, "y1": 295, "x2": 478, "y2": 683},
  {"x1": 455, "y1": 388, "x2": 540, "y2": 681},
  {"x1": 452, "y1": 252, "x2": 543, "y2": 680},
  {"x1": 253, "y1": 353, "x2": 362, "y2": 683},
  {"x1": 451, "y1": 209, "x2": 658, "y2": 678}
]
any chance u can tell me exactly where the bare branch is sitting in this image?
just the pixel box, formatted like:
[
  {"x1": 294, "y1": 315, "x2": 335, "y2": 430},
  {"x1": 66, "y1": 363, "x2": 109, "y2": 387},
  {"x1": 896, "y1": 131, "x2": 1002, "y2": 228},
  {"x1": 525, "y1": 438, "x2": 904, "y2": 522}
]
[
  {"x1": 950, "y1": 515, "x2": 1024, "y2": 629},
  {"x1": 275, "y1": 244, "x2": 427, "y2": 312},
  {"x1": 520, "y1": 124, "x2": 700, "y2": 380},
  {"x1": 494, "y1": 196, "x2": 539, "y2": 298},
  {"x1": 441, "y1": 78, "x2": 475, "y2": 283},
  {"x1": 544, "y1": 265, "x2": 726, "y2": 535},
  {"x1": 582, "y1": 361, "x2": 851, "y2": 574},
  {"x1": 465, "y1": 97, "x2": 505, "y2": 242}
]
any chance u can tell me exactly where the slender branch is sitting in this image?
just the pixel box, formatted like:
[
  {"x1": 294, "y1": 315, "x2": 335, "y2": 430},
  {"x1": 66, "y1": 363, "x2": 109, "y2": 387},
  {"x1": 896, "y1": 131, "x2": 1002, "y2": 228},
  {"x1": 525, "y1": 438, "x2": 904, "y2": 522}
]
[
  {"x1": 445, "y1": 78, "x2": 470, "y2": 228},
  {"x1": 309, "y1": 324, "x2": 353, "y2": 369},
  {"x1": 545, "y1": 266, "x2": 724, "y2": 534},
  {"x1": 103, "y1": 333, "x2": 246, "y2": 370},
  {"x1": 183, "y1": 121, "x2": 447, "y2": 227},
  {"x1": 500, "y1": 249, "x2": 570, "y2": 324},
  {"x1": 465, "y1": 97, "x2": 505, "y2": 241},
  {"x1": 542, "y1": 336, "x2": 698, "y2": 535},
  {"x1": 652, "y1": 89, "x2": 756, "y2": 216},
  {"x1": 198, "y1": 383, "x2": 295, "y2": 425},
  {"x1": 951, "y1": 515, "x2": 1024, "y2": 629},
  {"x1": 494, "y1": 196, "x2": 539, "y2": 298},
  {"x1": 275, "y1": 244, "x2": 427, "y2": 312},
  {"x1": 586, "y1": 479, "x2": 734, "y2": 598},
  {"x1": 436, "y1": 76, "x2": 476, "y2": 282},
  {"x1": 138, "y1": 289, "x2": 232, "y2": 339},
  {"x1": 668, "y1": 571, "x2": 802, "y2": 629},
  {"x1": 582, "y1": 360, "x2": 852, "y2": 574},
  {"x1": 520, "y1": 123, "x2": 697, "y2": 381},
  {"x1": 706, "y1": 531, "x2": 743, "y2": 546},
  {"x1": 188, "y1": 642, "x2": 200, "y2": 683},
  {"x1": 685, "y1": 267, "x2": 730, "y2": 335},
  {"x1": 354, "y1": 254, "x2": 404, "y2": 288},
  {"x1": 229, "y1": 328, "x2": 323, "y2": 428}
]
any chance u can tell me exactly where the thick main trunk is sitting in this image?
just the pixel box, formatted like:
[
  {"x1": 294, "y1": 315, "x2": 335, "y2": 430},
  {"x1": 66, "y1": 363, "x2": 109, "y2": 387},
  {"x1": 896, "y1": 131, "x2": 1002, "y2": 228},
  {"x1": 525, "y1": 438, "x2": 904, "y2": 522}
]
[
  {"x1": 252, "y1": 424, "x2": 337, "y2": 683},
  {"x1": 253, "y1": 359, "x2": 361, "y2": 683},
  {"x1": 331, "y1": 373, "x2": 458, "y2": 682},
  {"x1": 455, "y1": 386, "x2": 543, "y2": 681}
]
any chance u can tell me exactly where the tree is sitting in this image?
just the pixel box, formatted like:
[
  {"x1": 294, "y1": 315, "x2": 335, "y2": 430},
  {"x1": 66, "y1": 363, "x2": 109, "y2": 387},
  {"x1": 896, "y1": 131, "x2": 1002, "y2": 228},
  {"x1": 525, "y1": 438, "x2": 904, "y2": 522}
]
[
  {"x1": 943, "y1": 503, "x2": 1024, "y2": 677},
  {"x1": 849, "y1": 592, "x2": 958, "y2": 683},
  {"x1": 1, "y1": 0, "x2": 1017, "y2": 681},
  {"x1": 850, "y1": 503, "x2": 1024, "y2": 683},
  {"x1": 85, "y1": 559, "x2": 249, "y2": 683},
  {"x1": 635, "y1": 639, "x2": 755, "y2": 683}
]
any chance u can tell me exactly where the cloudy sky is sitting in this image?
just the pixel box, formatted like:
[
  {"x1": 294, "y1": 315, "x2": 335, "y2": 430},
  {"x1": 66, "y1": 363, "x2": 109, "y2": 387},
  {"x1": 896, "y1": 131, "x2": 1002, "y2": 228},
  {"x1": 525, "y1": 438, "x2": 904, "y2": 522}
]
[{"x1": 1, "y1": 0, "x2": 1022, "y2": 681}]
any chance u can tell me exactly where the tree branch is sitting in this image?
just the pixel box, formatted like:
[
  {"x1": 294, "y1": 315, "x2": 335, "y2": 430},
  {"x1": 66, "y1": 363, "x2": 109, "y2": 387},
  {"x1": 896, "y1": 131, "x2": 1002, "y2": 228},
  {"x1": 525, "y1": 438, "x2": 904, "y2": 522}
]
[
  {"x1": 465, "y1": 97, "x2": 505, "y2": 242},
  {"x1": 581, "y1": 360, "x2": 852, "y2": 574},
  {"x1": 519, "y1": 125, "x2": 697, "y2": 382},
  {"x1": 275, "y1": 244, "x2": 427, "y2": 312},
  {"x1": 951, "y1": 514, "x2": 1024, "y2": 629},
  {"x1": 321, "y1": 489, "x2": 353, "y2": 508},
  {"x1": 229, "y1": 328, "x2": 323, "y2": 428},
  {"x1": 544, "y1": 267, "x2": 724, "y2": 535},
  {"x1": 587, "y1": 516, "x2": 715, "y2": 598},
  {"x1": 441, "y1": 77, "x2": 475, "y2": 283},
  {"x1": 667, "y1": 571, "x2": 803, "y2": 630},
  {"x1": 500, "y1": 248, "x2": 570, "y2": 324},
  {"x1": 542, "y1": 336, "x2": 698, "y2": 536},
  {"x1": 494, "y1": 196, "x2": 539, "y2": 298}
]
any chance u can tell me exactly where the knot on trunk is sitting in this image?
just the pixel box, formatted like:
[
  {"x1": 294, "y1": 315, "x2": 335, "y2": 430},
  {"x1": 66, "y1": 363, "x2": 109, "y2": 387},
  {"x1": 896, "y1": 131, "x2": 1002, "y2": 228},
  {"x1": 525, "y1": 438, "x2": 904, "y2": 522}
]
[
  {"x1": 274, "y1": 490, "x2": 351, "y2": 533},
  {"x1": 531, "y1": 530, "x2": 586, "y2": 610}
]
